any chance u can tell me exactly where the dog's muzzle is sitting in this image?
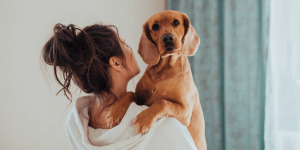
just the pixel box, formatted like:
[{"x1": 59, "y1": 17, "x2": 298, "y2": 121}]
[{"x1": 162, "y1": 33, "x2": 175, "y2": 51}]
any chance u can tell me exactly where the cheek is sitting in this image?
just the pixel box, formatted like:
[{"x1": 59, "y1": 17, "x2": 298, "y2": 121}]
[
  {"x1": 126, "y1": 51, "x2": 140, "y2": 75},
  {"x1": 124, "y1": 50, "x2": 131, "y2": 67},
  {"x1": 150, "y1": 32, "x2": 160, "y2": 44},
  {"x1": 134, "y1": 59, "x2": 141, "y2": 75},
  {"x1": 173, "y1": 33, "x2": 182, "y2": 49},
  {"x1": 150, "y1": 31, "x2": 165, "y2": 52},
  {"x1": 174, "y1": 28, "x2": 185, "y2": 48},
  {"x1": 154, "y1": 32, "x2": 167, "y2": 53},
  {"x1": 131, "y1": 53, "x2": 140, "y2": 72}
]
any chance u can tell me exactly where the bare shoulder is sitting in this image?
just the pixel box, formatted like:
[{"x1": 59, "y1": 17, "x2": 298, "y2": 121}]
[{"x1": 86, "y1": 95, "x2": 111, "y2": 129}]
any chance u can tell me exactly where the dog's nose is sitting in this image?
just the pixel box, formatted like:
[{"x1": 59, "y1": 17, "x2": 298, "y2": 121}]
[{"x1": 161, "y1": 33, "x2": 174, "y2": 43}]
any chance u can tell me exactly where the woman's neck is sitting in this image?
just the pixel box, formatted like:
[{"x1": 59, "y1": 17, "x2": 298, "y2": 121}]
[
  {"x1": 89, "y1": 70, "x2": 130, "y2": 129},
  {"x1": 100, "y1": 73, "x2": 128, "y2": 106},
  {"x1": 110, "y1": 74, "x2": 128, "y2": 99}
]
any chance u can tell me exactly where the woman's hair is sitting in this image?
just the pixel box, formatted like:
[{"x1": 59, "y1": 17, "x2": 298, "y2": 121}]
[{"x1": 41, "y1": 23, "x2": 131, "y2": 125}]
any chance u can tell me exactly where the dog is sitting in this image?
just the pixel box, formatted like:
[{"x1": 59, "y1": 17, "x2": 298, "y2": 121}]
[{"x1": 106, "y1": 10, "x2": 207, "y2": 150}]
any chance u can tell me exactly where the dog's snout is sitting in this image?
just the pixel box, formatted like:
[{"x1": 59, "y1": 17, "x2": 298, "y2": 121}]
[{"x1": 161, "y1": 33, "x2": 174, "y2": 43}]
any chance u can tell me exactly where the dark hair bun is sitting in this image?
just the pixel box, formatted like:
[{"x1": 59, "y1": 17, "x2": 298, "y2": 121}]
[
  {"x1": 53, "y1": 23, "x2": 77, "y2": 42},
  {"x1": 41, "y1": 23, "x2": 126, "y2": 103},
  {"x1": 43, "y1": 23, "x2": 78, "y2": 67}
]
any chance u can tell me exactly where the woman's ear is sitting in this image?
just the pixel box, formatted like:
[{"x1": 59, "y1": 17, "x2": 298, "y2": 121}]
[{"x1": 109, "y1": 56, "x2": 123, "y2": 71}]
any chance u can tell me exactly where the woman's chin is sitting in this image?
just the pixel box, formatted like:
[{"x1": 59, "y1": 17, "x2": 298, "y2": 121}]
[
  {"x1": 130, "y1": 67, "x2": 141, "y2": 80},
  {"x1": 136, "y1": 66, "x2": 141, "y2": 75}
]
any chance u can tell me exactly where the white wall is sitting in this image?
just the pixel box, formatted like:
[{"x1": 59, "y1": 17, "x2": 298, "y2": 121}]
[{"x1": 0, "y1": 0, "x2": 165, "y2": 149}]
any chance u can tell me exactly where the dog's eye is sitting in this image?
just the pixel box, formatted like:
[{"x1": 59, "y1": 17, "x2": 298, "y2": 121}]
[
  {"x1": 152, "y1": 24, "x2": 159, "y2": 30},
  {"x1": 173, "y1": 20, "x2": 179, "y2": 26}
]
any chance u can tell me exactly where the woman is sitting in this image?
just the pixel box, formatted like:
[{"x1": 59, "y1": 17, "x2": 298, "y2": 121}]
[{"x1": 41, "y1": 23, "x2": 197, "y2": 150}]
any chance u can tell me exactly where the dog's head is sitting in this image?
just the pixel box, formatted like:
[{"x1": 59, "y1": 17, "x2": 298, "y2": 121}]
[{"x1": 138, "y1": 10, "x2": 200, "y2": 66}]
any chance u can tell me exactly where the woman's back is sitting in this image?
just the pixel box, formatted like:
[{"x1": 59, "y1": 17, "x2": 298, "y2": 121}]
[{"x1": 65, "y1": 96, "x2": 197, "y2": 150}]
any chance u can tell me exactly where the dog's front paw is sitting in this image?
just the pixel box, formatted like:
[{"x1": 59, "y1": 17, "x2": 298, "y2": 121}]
[
  {"x1": 133, "y1": 110, "x2": 156, "y2": 134},
  {"x1": 106, "y1": 103, "x2": 128, "y2": 128}
]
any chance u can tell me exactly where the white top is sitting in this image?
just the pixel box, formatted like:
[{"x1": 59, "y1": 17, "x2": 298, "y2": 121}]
[{"x1": 65, "y1": 96, "x2": 197, "y2": 150}]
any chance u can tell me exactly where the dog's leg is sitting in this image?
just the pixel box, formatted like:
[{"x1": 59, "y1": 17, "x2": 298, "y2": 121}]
[
  {"x1": 133, "y1": 99, "x2": 193, "y2": 134},
  {"x1": 106, "y1": 92, "x2": 137, "y2": 128}
]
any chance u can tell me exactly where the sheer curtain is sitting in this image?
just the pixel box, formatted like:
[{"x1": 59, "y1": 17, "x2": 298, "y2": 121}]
[{"x1": 265, "y1": 0, "x2": 300, "y2": 150}]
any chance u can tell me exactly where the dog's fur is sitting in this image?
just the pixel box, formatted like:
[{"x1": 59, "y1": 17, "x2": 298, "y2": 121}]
[{"x1": 106, "y1": 10, "x2": 207, "y2": 150}]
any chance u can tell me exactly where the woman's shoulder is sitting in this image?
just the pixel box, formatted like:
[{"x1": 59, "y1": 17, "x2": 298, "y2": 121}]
[
  {"x1": 75, "y1": 95, "x2": 95, "y2": 109},
  {"x1": 148, "y1": 117, "x2": 197, "y2": 149},
  {"x1": 65, "y1": 95, "x2": 96, "y2": 128},
  {"x1": 155, "y1": 117, "x2": 193, "y2": 139},
  {"x1": 126, "y1": 103, "x2": 197, "y2": 149}
]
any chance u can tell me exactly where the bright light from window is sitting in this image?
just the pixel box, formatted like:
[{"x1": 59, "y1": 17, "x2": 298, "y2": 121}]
[{"x1": 296, "y1": 80, "x2": 300, "y2": 85}]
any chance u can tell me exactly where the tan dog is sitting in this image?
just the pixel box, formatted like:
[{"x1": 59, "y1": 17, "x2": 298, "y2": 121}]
[{"x1": 107, "y1": 10, "x2": 207, "y2": 150}]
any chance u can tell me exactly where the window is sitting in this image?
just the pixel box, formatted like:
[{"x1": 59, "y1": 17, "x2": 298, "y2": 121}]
[{"x1": 265, "y1": 0, "x2": 300, "y2": 149}]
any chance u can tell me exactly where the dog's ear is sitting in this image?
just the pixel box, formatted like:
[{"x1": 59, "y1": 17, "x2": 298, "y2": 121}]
[
  {"x1": 181, "y1": 13, "x2": 200, "y2": 56},
  {"x1": 138, "y1": 22, "x2": 160, "y2": 66}
]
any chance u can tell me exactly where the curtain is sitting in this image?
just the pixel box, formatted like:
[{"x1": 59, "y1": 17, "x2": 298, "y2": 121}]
[
  {"x1": 265, "y1": 0, "x2": 300, "y2": 150},
  {"x1": 167, "y1": 0, "x2": 269, "y2": 150}
]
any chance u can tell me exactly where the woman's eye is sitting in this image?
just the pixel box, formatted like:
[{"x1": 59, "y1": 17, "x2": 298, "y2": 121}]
[
  {"x1": 173, "y1": 20, "x2": 179, "y2": 26},
  {"x1": 152, "y1": 24, "x2": 159, "y2": 30}
]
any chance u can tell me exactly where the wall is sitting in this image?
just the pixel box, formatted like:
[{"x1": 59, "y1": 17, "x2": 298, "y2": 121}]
[{"x1": 0, "y1": 0, "x2": 165, "y2": 149}]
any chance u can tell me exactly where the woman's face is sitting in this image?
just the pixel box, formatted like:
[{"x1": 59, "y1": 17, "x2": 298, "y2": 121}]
[{"x1": 119, "y1": 36, "x2": 140, "y2": 80}]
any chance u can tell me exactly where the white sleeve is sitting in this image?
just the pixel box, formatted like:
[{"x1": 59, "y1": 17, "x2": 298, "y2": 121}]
[{"x1": 145, "y1": 117, "x2": 197, "y2": 150}]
